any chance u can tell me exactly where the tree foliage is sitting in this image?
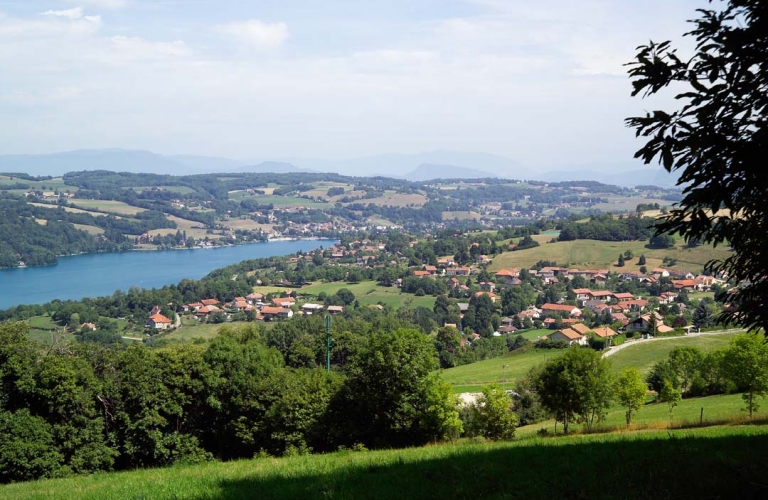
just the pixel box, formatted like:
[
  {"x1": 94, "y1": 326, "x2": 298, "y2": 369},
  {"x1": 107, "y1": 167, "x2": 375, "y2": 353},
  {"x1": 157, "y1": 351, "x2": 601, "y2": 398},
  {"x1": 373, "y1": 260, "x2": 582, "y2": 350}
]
[{"x1": 626, "y1": 0, "x2": 768, "y2": 331}]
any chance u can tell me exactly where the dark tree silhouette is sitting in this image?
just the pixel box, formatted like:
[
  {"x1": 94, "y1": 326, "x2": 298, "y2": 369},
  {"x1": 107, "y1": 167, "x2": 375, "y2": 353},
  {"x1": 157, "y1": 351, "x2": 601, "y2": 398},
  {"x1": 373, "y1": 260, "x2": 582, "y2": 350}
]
[{"x1": 626, "y1": 0, "x2": 768, "y2": 331}]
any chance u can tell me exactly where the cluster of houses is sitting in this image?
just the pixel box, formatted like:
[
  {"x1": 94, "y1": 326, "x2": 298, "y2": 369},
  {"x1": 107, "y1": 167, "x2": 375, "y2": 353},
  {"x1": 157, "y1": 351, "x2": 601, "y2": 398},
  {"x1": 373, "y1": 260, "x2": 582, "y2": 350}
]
[{"x1": 145, "y1": 293, "x2": 346, "y2": 330}]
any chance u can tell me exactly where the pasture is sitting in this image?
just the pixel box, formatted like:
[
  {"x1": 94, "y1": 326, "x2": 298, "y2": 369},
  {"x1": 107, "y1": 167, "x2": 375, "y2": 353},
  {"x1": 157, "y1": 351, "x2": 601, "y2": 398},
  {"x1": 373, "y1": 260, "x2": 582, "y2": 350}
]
[
  {"x1": 68, "y1": 200, "x2": 146, "y2": 215},
  {"x1": 3, "y1": 424, "x2": 767, "y2": 500}
]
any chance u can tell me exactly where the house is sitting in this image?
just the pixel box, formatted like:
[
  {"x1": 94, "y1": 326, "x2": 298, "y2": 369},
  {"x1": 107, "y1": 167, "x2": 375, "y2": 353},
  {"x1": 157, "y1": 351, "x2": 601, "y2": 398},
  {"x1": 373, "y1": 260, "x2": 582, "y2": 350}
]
[
  {"x1": 627, "y1": 312, "x2": 665, "y2": 333},
  {"x1": 474, "y1": 291, "x2": 497, "y2": 303},
  {"x1": 501, "y1": 317, "x2": 516, "y2": 327},
  {"x1": 611, "y1": 312, "x2": 629, "y2": 325},
  {"x1": 569, "y1": 323, "x2": 592, "y2": 336},
  {"x1": 150, "y1": 305, "x2": 162, "y2": 316},
  {"x1": 476, "y1": 255, "x2": 491, "y2": 265},
  {"x1": 201, "y1": 298, "x2": 220, "y2": 306},
  {"x1": 479, "y1": 281, "x2": 496, "y2": 292},
  {"x1": 592, "y1": 327, "x2": 618, "y2": 339},
  {"x1": 301, "y1": 303, "x2": 324, "y2": 314},
  {"x1": 496, "y1": 268, "x2": 521, "y2": 282},
  {"x1": 261, "y1": 306, "x2": 292, "y2": 320},
  {"x1": 246, "y1": 293, "x2": 264, "y2": 304},
  {"x1": 658, "y1": 292, "x2": 679, "y2": 305},
  {"x1": 271, "y1": 296, "x2": 296, "y2": 308},
  {"x1": 540, "y1": 303, "x2": 582, "y2": 317},
  {"x1": 448, "y1": 277, "x2": 460, "y2": 289},
  {"x1": 497, "y1": 325, "x2": 518, "y2": 334},
  {"x1": 652, "y1": 268, "x2": 670, "y2": 278},
  {"x1": 446, "y1": 267, "x2": 471, "y2": 276},
  {"x1": 613, "y1": 292, "x2": 635, "y2": 302},
  {"x1": 588, "y1": 290, "x2": 613, "y2": 302},
  {"x1": 147, "y1": 313, "x2": 173, "y2": 330},
  {"x1": 232, "y1": 300, "x2": 249, "y2": 311},
  {"x1": 423, "y1": 265, "x2": 438, "y2": 275},
  {"x1": 549, "y1": 328, "x2": 587, "y2": 346},
  {"x1": 80, "y1": 322, "x2": 97, "y2": 331},
  {"x1": 517, "y1": 308, "x2": 541, "y2": 320},
  {"x1": 196, "y1": 305, "x2": 220, "y2": 317},
  {"x1": 412, "y1": 270, "x2": 431, "y2": 277},
  {"x1": 672, "y1": 279, "x2": 697, "y2": 291},
  {"x1": 326, "y1": 305, "x2": 344, "y2": 315},
  {"x1": 573, "y1": 288, "x2": 592, "y2": 301}
]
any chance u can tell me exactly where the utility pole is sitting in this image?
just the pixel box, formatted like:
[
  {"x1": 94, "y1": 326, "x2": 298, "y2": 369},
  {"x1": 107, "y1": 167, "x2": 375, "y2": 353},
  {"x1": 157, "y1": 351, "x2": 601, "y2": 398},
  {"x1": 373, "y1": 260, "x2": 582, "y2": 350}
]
[{"x1": 324, "y1": 314, "x2": 333, "y2": 372}]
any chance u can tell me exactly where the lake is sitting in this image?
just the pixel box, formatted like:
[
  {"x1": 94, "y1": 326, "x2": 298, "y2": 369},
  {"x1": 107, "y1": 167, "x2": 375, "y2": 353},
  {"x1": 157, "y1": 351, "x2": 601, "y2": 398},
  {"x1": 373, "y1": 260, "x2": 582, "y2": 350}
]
[{"x1": 0, "y1": 240, "x2": 336, "y2": 309}]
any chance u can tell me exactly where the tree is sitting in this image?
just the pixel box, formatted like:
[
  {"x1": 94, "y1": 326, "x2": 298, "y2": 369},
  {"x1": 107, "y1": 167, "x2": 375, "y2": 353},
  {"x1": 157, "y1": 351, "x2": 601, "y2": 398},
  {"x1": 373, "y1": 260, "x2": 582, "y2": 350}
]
[
  {"x1": 648, "y1": 234, "x2": 675, "y2": 249},
  {"x1": 617, "y1": 254, "x2": 625, "y2": 267},
  {"x1": 721, "y1": 334, "x2": 768, "y2": 418},
  {"x1": 535, "y1": 347, "x2": 614, "y2": 434},
  {"x1": 626, "y1": 1, "x2": 768, "y2": 332},
  {"x1": 660, "y1": 381, "x2": 682, "y2": 424},
  {"x1": 615, "y1": 368, "x2": 647, "y2": 427},
  {"x1": 638, "y1": 254, "x2": 646, "y2": 266},
  {"x1": 470, "y1": 385, "x2": 518, "y2": 440},
  {"x1": 692, "y1": 301, "x2": 715, "y2": 329}
]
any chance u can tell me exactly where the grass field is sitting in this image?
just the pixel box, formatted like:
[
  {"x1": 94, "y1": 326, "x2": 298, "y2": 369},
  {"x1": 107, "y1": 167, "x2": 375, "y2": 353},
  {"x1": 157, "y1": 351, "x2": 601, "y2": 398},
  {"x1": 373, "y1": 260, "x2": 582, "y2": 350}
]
[
  {"x1": 72, "y1": 223, "x2": 105, "y2": 235},
  {"x1": 131, "y1": 185, "x2": 197, "y2": 194},
  {"x1": 159, "y1": 319, "x2": 225, "y2": 342},
  {"x1": 28, "y1": 202, "x2": 108, "y2": 217},
  {"x1": 442, "y1": 211, "x2": 481, "y2": 221},
  {"x1": 68, "y1": 200, "x2": 146, "y2": 215},
  {"x1": 444, "y1": 332, "x2": 739, "y2": 393},
  {"x1": 3, "y1": 424, "x2": 767, "y2": 500},
  {"x1": 442, "y1": 347, "x2": 560, "y2": 391},
  {"x1": 516, "y1": 392, "x2": 768, "y2": 438},
  {"x1": 227, "y1": 193, "x2": 328, "y2": 208},
  {"x1": 488, "y1": 238, "x2": 731, "y2": 273},
  {"x1": 148, "y1": 215, "x2": 210, "y2": 239},
  {"x1": 296, "y1": 281, "x2": 436, "y2": 309},
  {"x1": 348, "y1": 191, "x2": 428, "y2": 208},
  {"x1": 608, "y1": 333, "x2": 738, "y2": 375}
]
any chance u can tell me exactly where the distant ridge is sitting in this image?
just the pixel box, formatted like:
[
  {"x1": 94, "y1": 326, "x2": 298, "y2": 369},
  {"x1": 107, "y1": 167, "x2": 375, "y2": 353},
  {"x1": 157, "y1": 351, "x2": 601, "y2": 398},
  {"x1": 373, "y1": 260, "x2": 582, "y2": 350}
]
[{"x1": 404, "y1": 163, "x2": 501, "y2": 181}]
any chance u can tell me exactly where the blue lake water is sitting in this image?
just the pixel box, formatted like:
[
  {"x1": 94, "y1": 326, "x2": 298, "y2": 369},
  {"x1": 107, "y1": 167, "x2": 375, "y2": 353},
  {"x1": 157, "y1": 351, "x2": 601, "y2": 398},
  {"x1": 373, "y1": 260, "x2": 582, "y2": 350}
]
[{"x1": 0, "y1": 240, "x2": 336, "y2": 309}]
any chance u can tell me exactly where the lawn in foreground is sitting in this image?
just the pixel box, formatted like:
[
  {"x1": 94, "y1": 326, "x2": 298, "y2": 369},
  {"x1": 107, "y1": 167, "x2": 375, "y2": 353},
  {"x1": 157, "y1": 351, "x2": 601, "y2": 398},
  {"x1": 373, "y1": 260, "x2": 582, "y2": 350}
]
[
  {"x1": 609, "y1": 333, "x2": 738, "y2": 375},
  {"x1": 3, "y1": 424, "x2": 767, "y2": 500},
  {"x1": 442, "y1": 347, "x2": 562, "y2": 391}
]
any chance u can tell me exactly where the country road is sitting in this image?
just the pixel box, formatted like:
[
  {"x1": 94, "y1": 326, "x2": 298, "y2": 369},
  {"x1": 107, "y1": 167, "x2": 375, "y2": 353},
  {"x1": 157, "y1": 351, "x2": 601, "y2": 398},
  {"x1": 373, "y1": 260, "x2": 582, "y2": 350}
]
[{"x1": 602, "y1": 329, "x2": 745, "y2": 358}]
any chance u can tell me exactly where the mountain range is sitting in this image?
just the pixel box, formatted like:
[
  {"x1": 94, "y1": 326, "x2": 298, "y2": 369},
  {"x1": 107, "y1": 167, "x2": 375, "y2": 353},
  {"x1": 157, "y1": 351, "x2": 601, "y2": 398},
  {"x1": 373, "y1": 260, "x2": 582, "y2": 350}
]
[{"x1": 0, "y1": 149, "x2": 678, "y2": 187}]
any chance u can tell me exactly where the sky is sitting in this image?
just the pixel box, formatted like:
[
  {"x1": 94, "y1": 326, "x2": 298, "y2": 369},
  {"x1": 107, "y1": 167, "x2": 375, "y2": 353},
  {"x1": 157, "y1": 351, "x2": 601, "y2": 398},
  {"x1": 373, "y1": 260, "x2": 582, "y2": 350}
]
[{"x1": 0, "y1": 0, "x2": 704, "y2": 167}]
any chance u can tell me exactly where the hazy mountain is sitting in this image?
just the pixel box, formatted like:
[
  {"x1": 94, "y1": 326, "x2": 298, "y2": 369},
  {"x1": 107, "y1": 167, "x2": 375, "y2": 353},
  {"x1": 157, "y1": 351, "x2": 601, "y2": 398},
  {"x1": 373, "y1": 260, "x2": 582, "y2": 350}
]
[
  {"x1": 404, "y1": 163, "x2": 501, "y2": 181},
  {"x1": 534, "y1": 162, "x2": 680, "y2": 188},
  {"x1": 169, "y1": 154, "x2": 248, "y2": 171},
  {"x1": 0, "y1": 149, "x2": 185, "y2": 176},
  {"x1": 236, "y1": 161, "x2": 313, "y2": 174},
  {"x1": 289, "y1": 150, "x2": 524, "y2": 177}
]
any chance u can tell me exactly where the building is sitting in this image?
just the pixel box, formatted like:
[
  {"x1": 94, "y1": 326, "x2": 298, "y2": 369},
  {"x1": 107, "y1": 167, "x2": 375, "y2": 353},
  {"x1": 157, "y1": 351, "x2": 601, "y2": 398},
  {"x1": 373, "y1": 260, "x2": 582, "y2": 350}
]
[
  {"x1": 549, "y1": 328, "x2": 587, "y2": 346},
  {"x1": 147, "y1": 313, "x2": 173, "y2": 330},
  {"x1": 540, "y1": 303, "x2": 582, "y2": 317}
]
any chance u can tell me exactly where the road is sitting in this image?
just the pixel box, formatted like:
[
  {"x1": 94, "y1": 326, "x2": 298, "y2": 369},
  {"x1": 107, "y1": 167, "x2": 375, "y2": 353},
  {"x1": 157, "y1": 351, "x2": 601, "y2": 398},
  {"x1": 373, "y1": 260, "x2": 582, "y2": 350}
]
[{"x1": 602, "y1": 328, "x2": 745, "y2": 358}]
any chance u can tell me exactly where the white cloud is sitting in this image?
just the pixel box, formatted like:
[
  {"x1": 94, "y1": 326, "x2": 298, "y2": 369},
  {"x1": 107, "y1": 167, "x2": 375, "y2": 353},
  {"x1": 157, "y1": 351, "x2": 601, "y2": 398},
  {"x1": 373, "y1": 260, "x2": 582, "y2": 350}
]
[
  {"x1": 42, "y1": 7, "x2": 83, "y2": 20},
  {"x1": 215, "y1": 20, "x2": 289, "y2": 48},
  {"x1": 109, "y1": 36, "x2": 189, "y2": 60}
]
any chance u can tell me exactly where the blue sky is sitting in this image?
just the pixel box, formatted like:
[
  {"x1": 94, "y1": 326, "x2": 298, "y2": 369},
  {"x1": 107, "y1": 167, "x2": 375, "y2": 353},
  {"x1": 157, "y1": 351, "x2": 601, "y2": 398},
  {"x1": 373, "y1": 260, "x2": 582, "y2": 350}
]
[{"x1": 0, "y1": 0, "x2": 702, "y2": 167}]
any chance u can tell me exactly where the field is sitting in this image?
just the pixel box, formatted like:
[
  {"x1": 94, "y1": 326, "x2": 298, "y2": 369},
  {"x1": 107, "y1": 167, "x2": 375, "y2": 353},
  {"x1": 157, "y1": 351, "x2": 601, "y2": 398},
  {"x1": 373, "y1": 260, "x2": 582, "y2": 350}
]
[
  {"x1": 444, "y1": 331, "x2": 739, "y2": 393},
  {"x1": 222, "y1": 218, "x2": 274, "y2": 232},
  {"x1": 294, "y1": 281, "x2": 436, "y2": 310},
  {"x1": 28, "y1": 202, "x2": 108, "y2": 217},
  {"x1": 3, "y1": 424, "x2": 767, "y2": 500},
  {"x1": 516, "y1": 392, "x2": 768, "y2": 438},
  {"x1": 592, "y1": 195, "x2": 673, "y2": 213},
  {"x1": 347, "y1": 191, "x2": 428, "y2": 208},
  {"x1": 227, "y1": 192, "x2": 328, "y2": 208},
  {"x1": 130, "y1": 185, "x2": 197, "y2": 194},
  {"x1": 488, "y1": 238, "x2": 732, "y2": 273},
  {"x1": 68, "y1": 199, "x2": 146, "y2": 215},
  {"x1": 72, "y1": 223, "x2": 105, "y2": 235},
  {"x1": 442, "y1": 211, "x2": 481, "y2": 221},
  {"x1": 158, "y1": 319, "x2": 225, "y2": 342},
  {"x1": 608, "y1": 333, "x2": 738, "y2": 375},
  {"x1": 148, "y1": 215, "x2": 210, "y2": 239}
]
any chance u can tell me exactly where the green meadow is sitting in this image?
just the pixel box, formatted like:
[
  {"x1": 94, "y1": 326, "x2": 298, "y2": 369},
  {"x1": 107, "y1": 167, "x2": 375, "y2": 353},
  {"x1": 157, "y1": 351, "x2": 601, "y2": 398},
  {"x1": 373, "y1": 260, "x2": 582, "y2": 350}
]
[{"x1": 3, "y1": 424, "x2": 767, "y2": 500}]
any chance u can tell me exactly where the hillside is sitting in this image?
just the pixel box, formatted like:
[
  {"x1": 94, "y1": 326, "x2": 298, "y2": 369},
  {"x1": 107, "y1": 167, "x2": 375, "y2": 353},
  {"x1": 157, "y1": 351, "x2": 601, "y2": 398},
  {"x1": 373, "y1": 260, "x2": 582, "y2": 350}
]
[{"x1": 2, "y1": 424, "x2": 766, "y2": 500}]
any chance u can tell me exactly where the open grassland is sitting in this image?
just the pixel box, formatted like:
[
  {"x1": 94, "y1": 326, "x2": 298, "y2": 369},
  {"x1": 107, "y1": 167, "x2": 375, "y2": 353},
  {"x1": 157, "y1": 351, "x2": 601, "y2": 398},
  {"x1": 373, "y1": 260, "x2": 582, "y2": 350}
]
[
  {"x1": 72, "y1": 223, "x2": 105, "y2": 235},
  {"x1": 488, "y1": 238, "x2": 731, "y2": 272},
  {"x1": 517, "y1": 393, "x2": 768, "y2": 438},
  {"x1": 348, "y1": 191, "x2": 428, "y2": 207},
  {"x1": 158, "y1": 318, "x2": 225, "y2": 342},
  {"x1": 0, "y1": 176, "x2": 76, "y2": 191},
  {"x1": 222, "y1": 218, "x2": 274, "y2": 232},
  {"x1": 442, "y1": 211, "x2": 481, "y2": 221},
  {"x1": 148, "y1": 215, "x2": 210, "y2": 239},
  {"x1": 68, "y1": 200, "x2": 146, "y2": 215},
  {"x1": 28, "y1": 202, "x2": 108, "y2": 217},
  {"x1": 130, "y1": 185, "x2": 197, "y2": 194},
  {"x1": 593, "y1": 195, "x2": 674, "y2": 212},
  {"x1": 3, "y1": 424, "x2": 768, "y2": 500},
  {"x1": 442, "y1": 347, "x2": 560, "y2": 392},
  {"x1": 227, "y1": 193, "x2": 328, "y2": 208},
  {"x1": 298, "y1": 281, "x2": 436, "y2": 309},
  {"x1": 444, "y1": 331, "x2": 739, "y2": 392},
  {"x1": 608, "y1": 332, "x2": 738, "y2": 375}
]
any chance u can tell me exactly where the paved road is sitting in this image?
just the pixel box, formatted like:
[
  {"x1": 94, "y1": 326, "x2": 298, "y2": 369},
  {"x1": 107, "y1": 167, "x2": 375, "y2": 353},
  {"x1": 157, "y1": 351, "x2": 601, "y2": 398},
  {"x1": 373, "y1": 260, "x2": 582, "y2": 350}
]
[{"x1": 602, "y1": 329, "x2": 745, "y2": 358}]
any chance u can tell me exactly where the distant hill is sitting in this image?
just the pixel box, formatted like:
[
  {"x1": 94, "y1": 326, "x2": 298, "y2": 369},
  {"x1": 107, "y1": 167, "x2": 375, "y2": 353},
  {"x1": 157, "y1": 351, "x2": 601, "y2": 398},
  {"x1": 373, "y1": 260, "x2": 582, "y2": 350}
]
[
  {"x1": 290, "y1": 150, "x2": 524, "y2": 178},
  {"x1": 404, "y1": 163, "x2": 501, "y2": 181},
  {"x1": 169, "y1": 154, "x2": 248, "y2": 171},
  {"x1": 0, "y1": 149, "x2": 185, "y2": 177},
  {"x1": 236, "y1": 161, "x2": 313, "y2": 174}
]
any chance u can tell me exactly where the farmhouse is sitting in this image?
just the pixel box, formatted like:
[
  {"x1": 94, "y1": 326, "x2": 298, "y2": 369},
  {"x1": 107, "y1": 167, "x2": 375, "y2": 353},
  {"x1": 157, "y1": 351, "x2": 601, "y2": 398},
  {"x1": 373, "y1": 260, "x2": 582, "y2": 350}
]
[
  {"x1": 592, "y1": 327, "x2": 619, "y2": 339},
  {"x1": 540, "y1": 303, "x2": 582, "y2": 317},
  {"x1": 147, "y1": 313, "x2": 173, "y2": 330},
  {"x1": 549, "y1": 328, "x2": 587, "y2": 346}
]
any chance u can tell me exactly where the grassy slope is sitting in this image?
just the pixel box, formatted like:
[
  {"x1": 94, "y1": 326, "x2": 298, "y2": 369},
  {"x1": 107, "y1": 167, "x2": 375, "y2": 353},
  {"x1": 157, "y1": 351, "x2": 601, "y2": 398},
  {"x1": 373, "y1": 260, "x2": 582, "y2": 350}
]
[
  {"x1": 444, "y1": 332, "x2": 738, "y2": 392},
  {"x1": 488, "y1": 238, "x2": 731, "y2": 273},
  {"x1": 609, "y1": 333, "x2": 738, "y2": 375},
  {"x1": 255, "y1": 281, "x2": 436, "y2": 310},
  {"x1": 3, "y1": 424, "x2": 768, "y2": 500}
]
